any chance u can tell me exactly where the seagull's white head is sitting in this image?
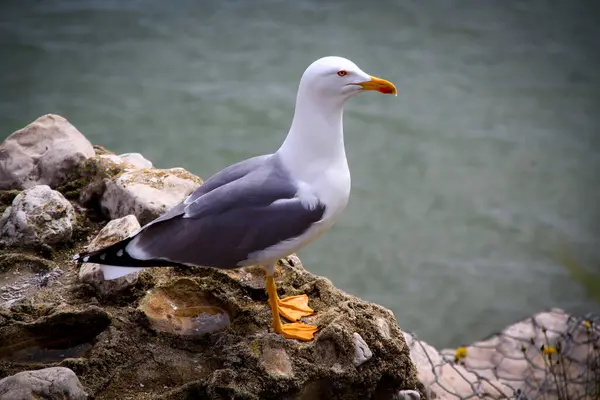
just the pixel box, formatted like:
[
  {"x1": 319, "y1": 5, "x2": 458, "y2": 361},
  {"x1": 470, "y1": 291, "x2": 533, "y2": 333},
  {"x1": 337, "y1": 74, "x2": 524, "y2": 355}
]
[
  {"x1": 298, "y1": 56, "x2": 397, "y2": 102},
  {"x1": 279, "y1": 56, "x2": 396, "y2": 177}
]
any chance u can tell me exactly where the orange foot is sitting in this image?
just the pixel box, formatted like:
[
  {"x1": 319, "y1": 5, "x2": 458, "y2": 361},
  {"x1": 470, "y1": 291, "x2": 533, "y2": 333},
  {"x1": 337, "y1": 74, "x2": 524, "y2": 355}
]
[
  {"x1": 277, "y1": 294, "x2": 315, "y2": 321},
  {"x1": 276, "y1": 321, "x2": 319, "y2": 341}
]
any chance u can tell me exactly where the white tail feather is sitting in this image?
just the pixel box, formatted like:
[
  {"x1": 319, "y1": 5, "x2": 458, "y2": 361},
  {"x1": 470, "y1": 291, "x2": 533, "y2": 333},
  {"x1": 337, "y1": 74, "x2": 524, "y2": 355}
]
[{"x1": 101, "y1": 265, "x2": 148, "y2": 280}]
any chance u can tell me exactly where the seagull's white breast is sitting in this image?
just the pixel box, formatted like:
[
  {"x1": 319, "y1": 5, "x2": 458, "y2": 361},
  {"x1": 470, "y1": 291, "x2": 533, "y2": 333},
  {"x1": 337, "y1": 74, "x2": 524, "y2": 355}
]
[{"x1": 241, "y1": 158, "x2": 350, "y2": 267}]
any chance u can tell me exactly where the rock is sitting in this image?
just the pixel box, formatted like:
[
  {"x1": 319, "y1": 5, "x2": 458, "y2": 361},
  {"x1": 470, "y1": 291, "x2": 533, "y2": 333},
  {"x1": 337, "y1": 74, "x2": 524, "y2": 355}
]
[
  {"x1": 353, "y1": 332, "x2": 373, "y2": 367},
  {"x1": 2, "y1": 253, "x2": 423, "y2": 399},
  {"x1": 0, "y1": 306, "x2": 110, "y2": 363},
  {"x1": 438, "y1": 308, "x2": 598, "y2": 400},
  {"x1": 404, "y1": 308, "x2": 600, "y2": 399},
  {"x1": 119, "y1": 153, "x2": 153, "y2": 169},
  {"x1": 396, "y1": 390, "x2": 421, "y2": 400},
  {"x1": 96, "y1": 154, "x2": 126, "y2": 166},
  {"x1": 404, "y1": 331, "x2": 510, "y2": 399},
  {"x1": 375, "y1": 317, "x2": 392, "y2": 340},
  {"x1": 130, "y1": 259, "x2": 422, "y2": 399},
  {"x1": 0, "y1": 190, "x2": 19, "y2": 215},
  {"x1": 139, "y1": 278, "x2": 232, "y2": 336},
  {"x1": 0, "y1": 253, "x2": 62, "y2": 308},
  {"x1": 0, "y1": 141, "x2": 424, "y2": 398},
  {"x1": 260, "y1": 345, "x2": 294, "y2": 377},
  {"x1": 71, "y1": 154, "x2": 152, "y2": 205},
  {"x1": 100, "y1": 167, "x2": 202, "y2": 225},
  {"x1": 78, "y1": 215, "x2": 141, "y2": 296},
  {"x1": 0, "y1": 367, "x2": 87, "y2": 400},
  {"x1": 0, "y1": 185, "x2": 75, "y2": 247},
  {"x1": 0, "y1": 114, "x2": 95, "y2": 190},
  {"x1": 72, "y1": 154, "x2": 133, "y2": 205}
]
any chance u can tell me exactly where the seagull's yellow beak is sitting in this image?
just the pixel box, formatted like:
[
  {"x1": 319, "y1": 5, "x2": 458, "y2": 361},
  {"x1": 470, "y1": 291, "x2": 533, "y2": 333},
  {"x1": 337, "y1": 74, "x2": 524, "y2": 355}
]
[{"x1": 358, "y1": 75, "x2": 397, "y2": 96}]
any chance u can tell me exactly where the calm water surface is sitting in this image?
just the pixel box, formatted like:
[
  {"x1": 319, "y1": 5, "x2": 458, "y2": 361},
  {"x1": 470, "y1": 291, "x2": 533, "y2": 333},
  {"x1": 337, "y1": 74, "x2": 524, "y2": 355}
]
[{"x1": 1, "y1": 0, "x2": 599, "y2": 347}]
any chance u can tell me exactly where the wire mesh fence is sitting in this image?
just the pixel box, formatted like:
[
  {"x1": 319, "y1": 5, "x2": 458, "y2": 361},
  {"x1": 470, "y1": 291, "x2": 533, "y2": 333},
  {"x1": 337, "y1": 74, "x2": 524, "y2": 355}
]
[{"x1": 404, "y1": 309, "x2": 600, "y2": 399}]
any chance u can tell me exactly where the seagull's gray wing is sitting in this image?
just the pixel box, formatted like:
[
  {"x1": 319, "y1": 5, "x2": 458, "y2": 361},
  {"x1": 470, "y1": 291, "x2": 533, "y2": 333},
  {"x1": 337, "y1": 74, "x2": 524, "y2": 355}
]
[
  {"x1": 140, "y1": 154, "x2": 273, "y2": 228},
  {"x1": 124, "y1": 154, "x2": 326, "y2": 269}
]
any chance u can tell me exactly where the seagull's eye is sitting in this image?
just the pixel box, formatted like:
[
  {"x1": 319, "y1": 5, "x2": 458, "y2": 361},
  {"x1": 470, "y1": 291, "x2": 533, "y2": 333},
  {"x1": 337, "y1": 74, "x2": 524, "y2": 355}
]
[{"x1": 337, "y1": 70, "x2": 347, "y2": 77}]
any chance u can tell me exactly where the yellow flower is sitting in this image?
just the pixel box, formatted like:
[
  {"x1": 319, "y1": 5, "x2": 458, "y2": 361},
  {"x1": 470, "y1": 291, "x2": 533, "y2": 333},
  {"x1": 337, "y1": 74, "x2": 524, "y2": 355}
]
[
  {"x1": 542, "y1": 345, "x2": 557, "y2": 355},
  {"x1": 584, "y1": 320, "x2": 592, "y2": 331},
  {"x1": 454, "y1": 346, "x2": 468, "y2": 362}
]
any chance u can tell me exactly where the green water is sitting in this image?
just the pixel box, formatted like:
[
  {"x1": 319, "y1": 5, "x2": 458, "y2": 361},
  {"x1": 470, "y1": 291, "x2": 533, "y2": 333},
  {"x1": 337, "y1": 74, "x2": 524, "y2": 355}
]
[{"x1": 1, "y1": 0, "x2": 599, "y2": 348}]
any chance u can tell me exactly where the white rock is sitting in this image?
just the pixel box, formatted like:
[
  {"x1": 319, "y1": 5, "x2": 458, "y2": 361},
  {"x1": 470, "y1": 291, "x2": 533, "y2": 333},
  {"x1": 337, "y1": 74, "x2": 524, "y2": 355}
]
[
  {"x1": 100, "y1": 167, "x2": 202, "y2": 225},
  {"x1": 0, "y1": 114, "x2": 95, "y2": 190},
  {"x1": 396, "y1": 390, "x2": 420, "y2": 400},
  {"x1": 119, "y1": 152, "x2": 153, "y2": 169},
  {"x1": 0, "y1": 185, "x2": 75, "y2": 247},
  {"x1": 0, "y1": 367, "x2": 87, "y2": 400},
  {"x1": 79, "y1": 215, "x2": 141, "y2": 296},
  {"x1": 352, "y1": 332, "x2": 373, "y2": 367}
]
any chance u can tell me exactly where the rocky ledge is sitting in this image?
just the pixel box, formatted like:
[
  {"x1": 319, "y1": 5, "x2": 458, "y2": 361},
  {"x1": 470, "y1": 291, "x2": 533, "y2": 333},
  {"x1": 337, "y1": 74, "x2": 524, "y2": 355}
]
[
  {"x1": 2, "y1": 115, "x2": 598, "y2": 400},
  {"x1": 0, "y1": 115, "x2": 425, "y2": 399}
]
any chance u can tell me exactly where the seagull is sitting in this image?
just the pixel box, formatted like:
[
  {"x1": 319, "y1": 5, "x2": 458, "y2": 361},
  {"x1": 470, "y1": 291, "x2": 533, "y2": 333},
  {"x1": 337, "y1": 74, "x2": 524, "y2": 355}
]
[{"x1": 75, "y1": 56, "x2": 397, "y2": 341}]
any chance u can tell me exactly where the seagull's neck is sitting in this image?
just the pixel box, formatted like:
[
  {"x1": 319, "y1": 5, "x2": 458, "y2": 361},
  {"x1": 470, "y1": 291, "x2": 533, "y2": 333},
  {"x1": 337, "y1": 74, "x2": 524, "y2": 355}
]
[{"x1": 277, "y1": 91, "x2": 348, "y2": 181}]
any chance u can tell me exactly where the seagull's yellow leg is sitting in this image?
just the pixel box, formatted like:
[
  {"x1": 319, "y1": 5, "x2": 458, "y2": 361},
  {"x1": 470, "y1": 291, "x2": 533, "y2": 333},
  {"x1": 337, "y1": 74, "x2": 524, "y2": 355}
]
[{"x1": 266, "y1": 273, "x2": 317, "y2": 341}]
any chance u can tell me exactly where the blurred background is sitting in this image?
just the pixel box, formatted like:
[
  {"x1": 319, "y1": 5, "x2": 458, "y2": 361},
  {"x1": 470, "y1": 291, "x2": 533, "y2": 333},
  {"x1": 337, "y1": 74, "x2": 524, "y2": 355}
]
[{"x1": 0, "y1": 0, "x2": 599, "y2": 348}]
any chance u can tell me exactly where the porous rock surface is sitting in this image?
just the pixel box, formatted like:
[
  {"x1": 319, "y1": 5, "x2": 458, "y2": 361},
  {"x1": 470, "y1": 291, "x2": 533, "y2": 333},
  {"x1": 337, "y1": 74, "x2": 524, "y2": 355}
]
[
  {"x1": 0, "y1": 114, "x2": 95, "y2": 190},
  {"x1": 0, "y1": 367, "x2": 88, "y2": 400},
  {"x1": 0, "y1": 257, "x2": 424, "y2": 399},
  {"x1": 0, "y1": 185, "x2": 75, "y2": 247}
]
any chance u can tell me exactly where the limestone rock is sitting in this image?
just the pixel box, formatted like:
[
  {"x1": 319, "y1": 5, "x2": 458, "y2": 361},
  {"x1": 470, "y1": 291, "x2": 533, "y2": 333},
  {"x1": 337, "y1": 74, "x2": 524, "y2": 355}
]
[
  {"x1": 78, "y1": 215, "x2": 141, "y2": 296},
  {"x1": 0, "y1": 114, "x2": 95, "y2": 190},
  {"x1": 100, "y1": 167, "x2": 202, "y2": 225},
  {"x1": 0, "y1": 367, "x2": 87, "y2": 400},
  {"x1": 0, "y1": 185, "x2": 75, "y2": 247},
  {"x1": 119, "y1": 152, "x2": 153, "y2": 169}
]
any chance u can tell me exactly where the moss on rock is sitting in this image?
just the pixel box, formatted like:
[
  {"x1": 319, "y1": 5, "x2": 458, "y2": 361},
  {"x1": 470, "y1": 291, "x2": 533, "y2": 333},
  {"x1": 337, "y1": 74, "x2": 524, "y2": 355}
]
[{"x1": 57, "y1": 155, "x2": 131, "y2": 202}]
